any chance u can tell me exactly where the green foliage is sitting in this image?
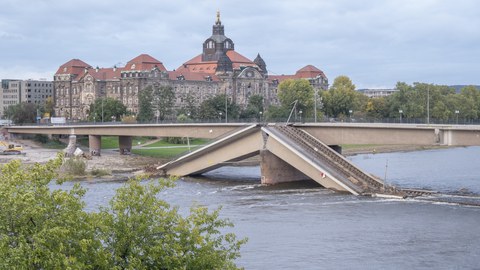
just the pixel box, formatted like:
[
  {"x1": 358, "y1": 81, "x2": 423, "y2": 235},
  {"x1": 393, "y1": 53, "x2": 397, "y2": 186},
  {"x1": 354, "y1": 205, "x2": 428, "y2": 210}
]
[
  {"x1": 241, "y1": 94, "x2": 264, "y2": 119},
  {"x1": 278, "y1": 79, "x2": 314, "y2": 117},
  {"x1": 33, "y1": 134, "x2": 49, "y2": 144},
  {"x1": 138, "y1": 85, "x2": 176, "y2": 122},
  {"x1": 322, "y1": 75, "x2": 359, "y2": 118},
  {"x1": 90, "y1": 168, "x2": 111, "y2": 177},
  {"x1": 137, "y1": 86, "x2": 154, "y2": 122},
  {"x1": 4, "y1": 102, "x2": 39, "y2": 124},
  {"x1": 121, "y1": 115, "x2": 137, "y2": 123},
  {"x1": 265, "y1": 105, "x2": 290, "y2": 120},
  {"x1": 0, "y1": 154, "x2": 100, "y2": 269},
  {"x1": 44, "y1": 97, "x2": 55, "y2": 116},
  {"x1": 199, "y1": 94, "x2": 240, "y2": 121},
  {"x1": 177, "y1": 92, "x2": 199, "y2": 119},
  {"x1": 61, "y1": 157, "x2": 87, "y2": 176},
  {"x1": 164, "y1": 137, "x2": 186, "y2": 144},
  {"x1": 0, "y1": 155, "x2": 246, "y2": 269},
  {"x1": 88, "y1": 97, "x2": 128, "y2": 122}
]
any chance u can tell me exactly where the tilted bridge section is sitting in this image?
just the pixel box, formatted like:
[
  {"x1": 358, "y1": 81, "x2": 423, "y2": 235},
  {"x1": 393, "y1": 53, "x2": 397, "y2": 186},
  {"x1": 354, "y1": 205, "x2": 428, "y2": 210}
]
[{"x1": 158, "y1": 124, "x2": 427, "y2": 197}]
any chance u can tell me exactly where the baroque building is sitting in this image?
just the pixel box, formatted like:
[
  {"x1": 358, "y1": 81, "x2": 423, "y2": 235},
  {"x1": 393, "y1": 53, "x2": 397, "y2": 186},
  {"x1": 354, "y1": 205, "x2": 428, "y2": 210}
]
[{"x1": 54, "y1": 12, "x2": 328, "y2": 120}]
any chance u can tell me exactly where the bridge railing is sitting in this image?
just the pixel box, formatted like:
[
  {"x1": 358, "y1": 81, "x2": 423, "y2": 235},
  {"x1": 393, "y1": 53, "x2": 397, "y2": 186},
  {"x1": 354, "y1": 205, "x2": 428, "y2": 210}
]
[{"x1": 7, "y1": 116, "x2": 480, "y2": 126}]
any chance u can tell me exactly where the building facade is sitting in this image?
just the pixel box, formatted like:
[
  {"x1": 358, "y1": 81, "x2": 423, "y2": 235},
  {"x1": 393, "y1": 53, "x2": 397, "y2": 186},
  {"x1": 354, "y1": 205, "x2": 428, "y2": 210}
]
[
  {"x1": 1, "y1": 79, "x2": 53, "y2": 118},
  {"x1": 357, "y1": 88, "x2": 398, "y2": 98},
  {"x1": 54, "y1": 13, "x2": 329, "y2": 121}
]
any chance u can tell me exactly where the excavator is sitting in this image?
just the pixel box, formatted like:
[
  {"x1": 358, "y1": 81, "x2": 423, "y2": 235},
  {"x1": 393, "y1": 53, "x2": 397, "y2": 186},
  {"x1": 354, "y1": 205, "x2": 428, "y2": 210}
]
[{"x1": 0, "y1": 141, "x2": 24, "y2": 155}]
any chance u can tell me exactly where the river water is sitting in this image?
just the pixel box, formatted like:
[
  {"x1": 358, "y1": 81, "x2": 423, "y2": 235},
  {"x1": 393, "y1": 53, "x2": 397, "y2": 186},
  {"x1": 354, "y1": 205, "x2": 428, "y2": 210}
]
[{"x1": 63, "y1": 146, "x2": 480, "y2": 269}]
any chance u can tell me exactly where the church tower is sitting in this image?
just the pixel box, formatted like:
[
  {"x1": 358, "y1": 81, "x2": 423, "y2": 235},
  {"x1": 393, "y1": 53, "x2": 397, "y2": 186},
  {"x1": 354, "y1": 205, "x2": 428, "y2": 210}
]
[{"x1": 202, "y1": 11, "x2": 235, "y2": 62}]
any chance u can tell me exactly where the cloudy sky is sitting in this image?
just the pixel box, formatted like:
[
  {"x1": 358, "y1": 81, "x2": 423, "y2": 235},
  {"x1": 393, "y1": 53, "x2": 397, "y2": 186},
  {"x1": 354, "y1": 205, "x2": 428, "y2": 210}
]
[{"x1": 0, "y1": 0, "x2": 478, "y2": 88}]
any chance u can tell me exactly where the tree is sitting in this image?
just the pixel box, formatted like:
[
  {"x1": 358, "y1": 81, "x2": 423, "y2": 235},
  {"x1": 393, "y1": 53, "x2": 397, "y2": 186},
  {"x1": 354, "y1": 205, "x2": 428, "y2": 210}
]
[
  {"x1": 277, "y1": 79, "x2": 314, "y2": 118},
  {"x1": 198, "y1": 94, "x2": 240, "y2": 121},
  {"x1": 322, "y1": 75, "x2": 358, "y2": 118},
  {"x1": 152, "y1": 85, "x2": 176, "y2": 121},
  {"x1": 137, "y1": 86, "x2": 154, "y2": 122},
  {"x1": 177, "y1": 92, "x2": 199, "y2": 120},
  {"x1": 0, "y1": 154, "x2": 246, "y2": 269},
  {"x1": 88, "y1": 97, "x2": 128, "y2": 122},
  {"x1": 3, "y1": 102, "x2": 38, "y2": 124},
  {"x1": 240, "y1": 94, "x2": 264, "y2": 120},
  {"x1": 0, "y1": 155, "x2": 103, "y2": 269},
  {"x1": 43, "y1": 97, "x2": 55, "y2": 117}
]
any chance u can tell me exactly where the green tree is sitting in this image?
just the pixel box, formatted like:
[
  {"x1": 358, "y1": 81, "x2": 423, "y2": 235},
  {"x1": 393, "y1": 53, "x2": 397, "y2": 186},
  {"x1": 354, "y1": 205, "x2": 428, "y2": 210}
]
[
  {"x1": 137, "y1": 86, "x2": 154, "y2": 122},
  {"x1": 199, "y1": 94, "x2": 240, "y2": 121},
  {"x1": 0, "y1": 155, "x2": 247, "y2": 269},
  {"x1": 177, "y1": 92, "x2": 199, "y2": 120},
  {"x1": 43, "y1": 97, "x2": 55, "y2": 117},
  {"x1": 322, "y1": 75, "x2": 357, "y2": 118},
  {"x1": 277, "y1": 79, "x2": 314, "y2": 118},
  {"x1": 88, "y1": 97, "x2": 128, "y2": 122},
  {"x1": 240, "y1": 94, "x2": 264, "y2": 119},
  {"x1": 152, "y1": 85, "x2": 176, "y2": 121},
  {"x1": 265, "y1": 105, "x2": 290, "y2": 121},
  {"x1": 3, "y1": 102, "x2": 38, "y2": 124},
  {"x1": 0, "y1": 155, "x2": 103, "y2": 269}
]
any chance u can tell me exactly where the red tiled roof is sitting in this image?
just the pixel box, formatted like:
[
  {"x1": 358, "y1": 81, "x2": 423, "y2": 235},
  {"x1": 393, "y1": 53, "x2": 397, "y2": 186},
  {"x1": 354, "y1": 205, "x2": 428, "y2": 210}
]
[
  {"x1": 167, "y1": 70, "x2": 219, "y2": 82},
  {"x1": 295, "y1": 65, "x2": 326, "y2": 79},
  {"x1": 125, "y1": 54, "x2": 167, "y2": 71},
  {"x1": 178, "y1": 51, "x2": 257, "y2": 74},
  {"x1": 269, "y1": 65, "x2": 326, "y2": 83},
  {"x1": 55, "y1": 59, "x2": 91, "y2": 75},
  {"x1": 82, "y1": 67, "x2": 123, "y2": 81}
]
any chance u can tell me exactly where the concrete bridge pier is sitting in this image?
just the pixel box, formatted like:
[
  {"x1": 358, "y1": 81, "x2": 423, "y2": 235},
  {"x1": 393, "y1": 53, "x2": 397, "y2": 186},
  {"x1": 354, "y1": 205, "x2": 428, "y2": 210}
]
[
  {"x1": 89, "y1": 135, "x2": 101, "y2": 156},
  {"x1": 329, "y1": 145, "x2": 342, "y2": 154},
  {"x1": 260, "y1": 149, "x2": 310, "y2": 185},
  {"x1": 119, "y1": 136, "x2": 132, "y2": 155}
]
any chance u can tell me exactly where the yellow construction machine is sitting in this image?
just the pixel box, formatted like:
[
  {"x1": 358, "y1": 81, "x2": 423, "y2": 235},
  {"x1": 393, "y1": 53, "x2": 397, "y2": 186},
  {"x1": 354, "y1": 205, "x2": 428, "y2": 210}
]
[{"x1": 0, "y1": 141, "x2": 24, "y2": 155}]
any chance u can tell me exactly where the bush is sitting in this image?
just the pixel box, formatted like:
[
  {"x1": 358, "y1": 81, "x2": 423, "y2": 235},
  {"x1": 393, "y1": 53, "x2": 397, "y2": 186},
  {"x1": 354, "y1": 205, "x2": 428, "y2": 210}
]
[
  {"x1": 33, "y1": 134, "x2": 49, "y2": 143},
  {"x1": 61, "y1": 157, "x2": 86, "y2": 176},
  {"x1": 90, "y1": 167, "x2": 110, "y2": 177},
  {"x1": 164, "y1": 137, "x2": 185, "y2": 144},
  {"x1": 0, "y1": 154, "x2": 247, "y2": 269}
]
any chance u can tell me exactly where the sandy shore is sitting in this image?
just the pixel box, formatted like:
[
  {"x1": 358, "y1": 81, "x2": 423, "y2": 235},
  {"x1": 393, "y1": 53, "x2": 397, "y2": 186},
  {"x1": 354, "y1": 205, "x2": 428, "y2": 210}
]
[
  {"x1": 1, "y1": 139, "x2": 451, "y2": 179},
  {"x1": 0, "y1": 139, "x2": 162, "y2": 175}
]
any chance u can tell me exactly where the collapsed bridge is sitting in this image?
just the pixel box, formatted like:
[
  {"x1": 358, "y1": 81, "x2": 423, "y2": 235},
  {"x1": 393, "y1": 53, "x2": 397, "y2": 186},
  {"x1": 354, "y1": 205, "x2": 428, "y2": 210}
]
[{"x1": 158, "y1": 124, "x2": 427, "y2": 197}]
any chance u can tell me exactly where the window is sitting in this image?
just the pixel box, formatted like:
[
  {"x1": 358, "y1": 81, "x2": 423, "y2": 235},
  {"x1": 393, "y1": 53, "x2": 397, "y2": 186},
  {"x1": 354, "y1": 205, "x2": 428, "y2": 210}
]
[{"x1": 206, "y1": 40, "x2": 214, "y2": 49}]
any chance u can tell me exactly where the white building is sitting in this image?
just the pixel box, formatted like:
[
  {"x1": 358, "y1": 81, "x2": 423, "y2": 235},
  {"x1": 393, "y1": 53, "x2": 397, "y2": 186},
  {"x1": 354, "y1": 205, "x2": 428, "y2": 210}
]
[{"x1": 357, "y1": 88, "x2": 398, "y2": 98}]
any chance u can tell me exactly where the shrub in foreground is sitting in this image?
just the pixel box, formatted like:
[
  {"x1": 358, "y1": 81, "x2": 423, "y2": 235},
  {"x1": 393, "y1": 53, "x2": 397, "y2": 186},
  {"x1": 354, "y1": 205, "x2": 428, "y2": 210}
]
[{"x1": 0, "y1": 153, "x2": 246, "y2": 269}]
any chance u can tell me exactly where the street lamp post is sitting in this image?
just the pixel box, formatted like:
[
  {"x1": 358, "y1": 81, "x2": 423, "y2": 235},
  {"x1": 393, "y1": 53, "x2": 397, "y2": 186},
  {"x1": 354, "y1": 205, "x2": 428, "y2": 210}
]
[
  {"x1": 156, "y1": 110, "x2": 159, "y2": 124},
  {"x1": 455, "y1": 110, "x2": 459, "y2": 124},
  {"x1": 349, "y1": 109, "x2": 353, "y2": 122},
  {"x1": 259, "y1": 111, "x2": 263, "y2": 122},
  {"x1": 299, "y1": 110, "x2": 303, "y2": 123},
  {"x1": 427, "y1": 86, "x2": 430, "y2": 124},
  {"x1": 225, "y1": 90, "x2": 228, "y2": 123},
  {"x1": 399, "y1": 109, "x2": 403, "y2": 123},
  {"x1": 219, "y1": 112, "x2": 222, "y2": 122},
  {"x1": 314, "y1": 89, "x2": 318, "y2": 123}
]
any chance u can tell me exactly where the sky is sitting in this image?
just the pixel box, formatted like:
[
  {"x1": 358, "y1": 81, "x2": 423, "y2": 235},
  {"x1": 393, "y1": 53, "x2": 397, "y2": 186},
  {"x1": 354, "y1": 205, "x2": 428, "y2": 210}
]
[{"x1": 0, "y1": 0, "x2": 479, "y2": 89}]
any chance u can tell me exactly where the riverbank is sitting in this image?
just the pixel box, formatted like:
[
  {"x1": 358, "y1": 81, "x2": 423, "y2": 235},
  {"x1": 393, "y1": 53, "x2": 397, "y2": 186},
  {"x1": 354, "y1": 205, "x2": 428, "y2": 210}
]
[{"x1": 0, "y1": 139, "x2": 454, "y2": 178}]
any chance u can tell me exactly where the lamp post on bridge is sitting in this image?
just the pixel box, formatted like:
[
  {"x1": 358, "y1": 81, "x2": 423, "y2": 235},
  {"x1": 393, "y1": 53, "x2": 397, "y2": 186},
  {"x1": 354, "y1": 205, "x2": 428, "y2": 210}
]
[
  {"x1": 399, "y1": 109, "x2": 403, "y2": 123},
  {"x1": 455, "y1": 110, "x2": 459, "y2": 124},
  {"x1": 349, "y1": 109, "x2": 353, "y2": 122}
]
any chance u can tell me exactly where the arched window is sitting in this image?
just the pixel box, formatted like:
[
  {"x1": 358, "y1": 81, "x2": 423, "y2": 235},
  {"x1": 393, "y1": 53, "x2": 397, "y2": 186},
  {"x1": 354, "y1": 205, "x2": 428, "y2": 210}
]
[{"x1": 206, "y1": 40, "x2": 214, "y2": 49}]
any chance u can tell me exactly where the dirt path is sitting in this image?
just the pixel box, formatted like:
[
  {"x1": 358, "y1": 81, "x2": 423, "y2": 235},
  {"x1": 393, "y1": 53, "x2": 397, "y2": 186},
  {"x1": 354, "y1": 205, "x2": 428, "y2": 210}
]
[{"x1": 0, "y1": 139, "x2": 162, "y2": 174}]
